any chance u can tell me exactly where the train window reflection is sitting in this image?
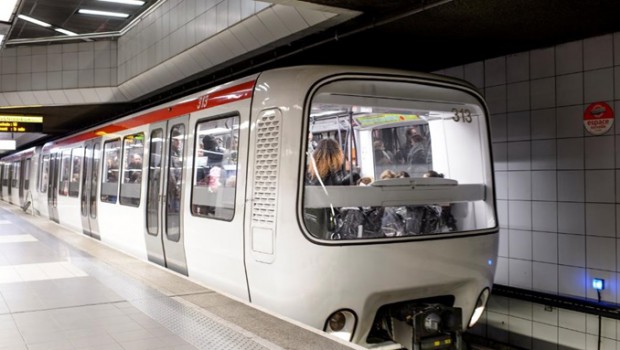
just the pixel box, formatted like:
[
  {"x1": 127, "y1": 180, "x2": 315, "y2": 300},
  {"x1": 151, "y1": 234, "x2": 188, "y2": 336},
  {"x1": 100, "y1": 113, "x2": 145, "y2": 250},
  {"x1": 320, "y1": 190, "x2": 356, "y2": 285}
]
[
  {"x1": 39, "y1": 155, "x2": 49, "y2": 193},
  {"x1": 191, "y1": 115, "x2": 239, "y2": 221},
  {"x1": 59, "y1": 150, "x2": 70, "y2": 195},
  {"x1": 69, "y1": 147, "x2": 82, "y2": 197},
  {"x1": 302, "y1": 79, "x2": 495, "y2": 241},
  {"x1": 100, "y1": 139, "x2": 120, "y2": 204},
  {"x1": 120, "y1": 133, "x2": 144, "y2": 207}
]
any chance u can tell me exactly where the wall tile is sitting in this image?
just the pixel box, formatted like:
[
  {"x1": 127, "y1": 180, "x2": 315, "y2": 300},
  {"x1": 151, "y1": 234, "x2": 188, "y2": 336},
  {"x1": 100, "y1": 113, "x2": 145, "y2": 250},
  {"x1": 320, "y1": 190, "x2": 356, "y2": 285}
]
[
  {"x1": 16, "y1": 56, "x2": 31, "y2": 74},
  {"x1": 558, "y1": 265, "x2": 586, "y2": 298},
  {"x1": 559, "y1": 233, "x2": 585, "y2": 266},
  {"x1": 507, "y1": 82, "x2": 530, "y2": 112},
  {"x1": 531, "y1": 139, "x2": 556, "y2": 170},
  {"x1": 16, "y1": 73, "x2": 31, "y2": 90},
  {"x1": 584, "y1": 68, "x2": 613, "y2": 103},
  {"x1": 530, "y1": 77, "x2": 555, "y2": 109},
  {"x1": 533, "y1": 231, "x2": 558, "y2": 263},
  {"x1": 532, "y1": 201, "x2": 557, "y2": 232},
  {"x1": 507, "y1": 111, "x2": 530, "y2": 141},
  {"x1": 586, "y1": 237, "x2": 616, "y2": 270},
  {"x1": 585, "y1": 136, "x2": 614, "y2": 169},
  {"x1": 556, "y1": 105, "x2": 585, "y2": 138},
  {"x1": 558, "y1": 202, "x2": 585, "y2": 235},
  {"x1": 585, "y1": 170, "x2": 615, "y2": 203},
  {"x1": 508, "y1": 171, "x2": 531, "y2": 200},
  {"x1": 499, "y1": 228, "x2": 508, "y2": 257},
  {"x1": 507, "y1": 52, "x2": 530, "y2": 83},
  {"x1": 509, "y1": 229, "x2": 532, "y2": 259},
  {"x1": 496, "y1": 171, "x2": 508, "y2": 199},
  {"x1": 556, "y1": 40, "x2": 583, "y2": 75},
  {"x1": 586, "y1": 203, "x2": 616, "y2": 237},
  {"x1": 532, "y1": 171, "x2": 557, "y2": 201},
  {"x1": 498, "y1": 200, "x2": 508, "y2": 228},
  {"x1": 31, "y1": 55, "x2": 46, "y2": 73},
  {"x1": 62, "y1": 70, "x2": 78, "y2": 89},
  {"x1": 1, "y1": 55, "x2": 16, "y2": 74},
  {"x1": 485, "y1": 56, "x2": 506, "y2": 87},
  {"x1": 491, "y1": 113, "x2": 507, "y2": 142},
  {"x1": 557, "y1": 138, "x2": 584, "y2": 170},
  {"x1": 531, "y1": 108, "x2": 556, "y2": 140},
  {"x1": 556, "y1": 73, "x2": 583, "y2": 107},
  {"x1": 557, "y1": 171, "x2": 585, "y2": 202},
  {"x1": 509, "y1": 200, "x2": 532, "y2": 230},
  {"x1": 559, "y1": 309, "x2": 587, "y2": 333},
  {"x1": 509, "y1": 258, "x2": 532, "y2": 289},
  {"x1": 46, "y1": 71, "x2": 62, "y2": 90},
  {"x1": 31, "y1": 72, "x2": 46, "y2": 91},
  {"x1": 583, "y1": 34, "x2": 613, "y2": 70},
  {"x1": 533, "y1": 262, "x2": 558, "y2": 293},
  {"x1": 507, "y1": 141, "x2": 531, "y2": 170},
  {"x1": 530, "y1": 47, "x2": 555, "y2": 79},
  {"x1": 1, "y1": 74, "x2": 16, "y2": 91},
  {"x1": 485, "y1": 85, "x2": 507, "y2": 114}
]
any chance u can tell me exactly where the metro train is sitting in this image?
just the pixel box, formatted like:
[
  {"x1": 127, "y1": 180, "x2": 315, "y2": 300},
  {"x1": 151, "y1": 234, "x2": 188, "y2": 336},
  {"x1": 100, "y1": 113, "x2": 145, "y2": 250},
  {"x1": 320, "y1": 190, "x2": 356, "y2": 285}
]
[{"x1": 0, "y1": 65, "x2": 498, "y2": 350}]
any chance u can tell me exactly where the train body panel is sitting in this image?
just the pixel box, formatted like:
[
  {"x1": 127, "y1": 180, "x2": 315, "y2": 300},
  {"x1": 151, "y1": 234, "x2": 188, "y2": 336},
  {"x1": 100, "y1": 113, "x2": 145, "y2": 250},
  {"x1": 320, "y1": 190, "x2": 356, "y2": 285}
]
[{"x1": 1, "y1": 66, "x2": 497, "y2": 350}]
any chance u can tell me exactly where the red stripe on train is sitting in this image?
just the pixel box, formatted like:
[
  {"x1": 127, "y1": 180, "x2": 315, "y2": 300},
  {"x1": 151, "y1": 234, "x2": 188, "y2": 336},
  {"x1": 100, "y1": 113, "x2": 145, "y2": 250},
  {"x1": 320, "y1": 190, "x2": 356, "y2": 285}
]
[{"x1": 54, "y1": 80, "x2": 256, "y2": 147}]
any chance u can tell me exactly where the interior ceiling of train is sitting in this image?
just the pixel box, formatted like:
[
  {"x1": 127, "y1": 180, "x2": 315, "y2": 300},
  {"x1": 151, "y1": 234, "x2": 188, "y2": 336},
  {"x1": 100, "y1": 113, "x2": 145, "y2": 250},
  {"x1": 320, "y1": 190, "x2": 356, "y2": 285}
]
[{"x1": 2, "y1": 0, "x2": 620, "y2": 152}]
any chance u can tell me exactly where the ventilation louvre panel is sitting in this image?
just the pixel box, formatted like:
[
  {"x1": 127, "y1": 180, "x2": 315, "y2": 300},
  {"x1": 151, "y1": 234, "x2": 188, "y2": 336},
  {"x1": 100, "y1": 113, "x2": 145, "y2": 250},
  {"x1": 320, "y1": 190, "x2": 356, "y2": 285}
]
[{"x1": 251, "y1": 112, "x2": 281, "y2": 225}]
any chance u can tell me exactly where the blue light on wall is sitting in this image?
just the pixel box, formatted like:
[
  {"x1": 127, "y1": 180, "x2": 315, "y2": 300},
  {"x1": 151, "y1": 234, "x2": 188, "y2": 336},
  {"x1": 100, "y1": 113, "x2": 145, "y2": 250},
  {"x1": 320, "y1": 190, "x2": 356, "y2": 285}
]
[{"x1": 592, "y1": 278, "x2": 605, "y2": 291}]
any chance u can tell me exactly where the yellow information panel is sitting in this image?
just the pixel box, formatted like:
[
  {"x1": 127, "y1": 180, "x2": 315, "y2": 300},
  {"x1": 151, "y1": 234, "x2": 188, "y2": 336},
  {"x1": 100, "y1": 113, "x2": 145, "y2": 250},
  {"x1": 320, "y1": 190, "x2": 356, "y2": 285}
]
[{"x1": 0, "y1": 115, "x2": 43, "y2": 133}]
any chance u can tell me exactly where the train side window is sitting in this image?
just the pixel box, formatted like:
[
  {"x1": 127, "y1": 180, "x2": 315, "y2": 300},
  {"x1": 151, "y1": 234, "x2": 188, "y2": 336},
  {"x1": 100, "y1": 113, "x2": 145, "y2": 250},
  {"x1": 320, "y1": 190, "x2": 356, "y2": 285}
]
[
  {"x1": 191, "y1": 115, "x2": 239, "y2": 221},
  {"x1": 59, "y1": 150, "x2": 71, "y2": 195},
  {"x1": 69, "y1": 147, "x2": 83, "y2": 197},
  {"x1": 101, "y1": 139, "x2": 121, "y2": 204},
  {"x1": 120, "y1": 133, "x2": 145, "y2": 207},
  {"x1": 39, "y1": 155, "x2": 49, "y2": 193}
]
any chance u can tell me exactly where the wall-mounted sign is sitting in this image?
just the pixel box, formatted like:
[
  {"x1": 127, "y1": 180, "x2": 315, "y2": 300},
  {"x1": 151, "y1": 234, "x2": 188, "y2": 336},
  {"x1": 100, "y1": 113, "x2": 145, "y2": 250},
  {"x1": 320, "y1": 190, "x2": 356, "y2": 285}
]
[
  {"x1": 0, "y1": 115, "x2": 43, "y2": 133},
  {"x1": 583, "y1": 102, "x2": 614, "y2": 135}
]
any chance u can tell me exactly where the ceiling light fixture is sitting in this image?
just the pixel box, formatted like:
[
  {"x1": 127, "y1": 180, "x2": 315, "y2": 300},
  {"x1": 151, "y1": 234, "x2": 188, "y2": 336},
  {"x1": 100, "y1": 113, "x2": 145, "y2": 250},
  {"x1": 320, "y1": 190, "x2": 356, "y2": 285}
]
[
  {"x1": 54, "y1": 28, "x2": 78, "y2": 36},
  {"x1": 98, "y1": 0, "x2": 145, "y2": 5},
  {"x1": 18, "y1": 14, "x2": 52, "y2": 27},
  {"x1": 0, "y1": 0, "x2": 19, "y2": 22},
  {"x1": 78, "y1": 9, "x2": 129, "y2": 18}
]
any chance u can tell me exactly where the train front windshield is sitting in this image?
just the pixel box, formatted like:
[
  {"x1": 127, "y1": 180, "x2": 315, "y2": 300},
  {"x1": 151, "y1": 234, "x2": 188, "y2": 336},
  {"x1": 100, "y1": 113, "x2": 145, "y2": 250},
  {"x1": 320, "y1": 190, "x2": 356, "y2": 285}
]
[{"x1": 302, "y1": 78, "x2": 496, "y2": 241}]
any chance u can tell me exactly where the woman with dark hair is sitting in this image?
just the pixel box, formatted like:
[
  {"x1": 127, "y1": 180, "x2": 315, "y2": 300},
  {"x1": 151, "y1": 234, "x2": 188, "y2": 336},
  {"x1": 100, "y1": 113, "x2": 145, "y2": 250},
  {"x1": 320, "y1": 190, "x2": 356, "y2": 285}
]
[{"x1": 306, "y1": 138, "x2": 345, "y2": 186}]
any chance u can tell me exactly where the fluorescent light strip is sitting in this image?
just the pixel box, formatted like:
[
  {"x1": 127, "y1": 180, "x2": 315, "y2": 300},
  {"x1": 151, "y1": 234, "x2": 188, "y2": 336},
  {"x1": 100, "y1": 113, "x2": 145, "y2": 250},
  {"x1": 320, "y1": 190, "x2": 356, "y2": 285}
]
[
  {"x1": 18, "y1": 14, "x2": 52, "y2": 28},
  {"x1": 55, "y1": 28, "x2": 78, "y2": 36},
  {"x1": 0, "y1": 0, "x2": 19, "y2": 22},
  {"x1": 0, "y1": 35, "x2": 4, "y2": 46},
  {"x1": 98, "y1": 0, "x2": 145, "y2": 5},
  {"x1": 78, "y1": 9, "x2": 129, "y2": 18}
]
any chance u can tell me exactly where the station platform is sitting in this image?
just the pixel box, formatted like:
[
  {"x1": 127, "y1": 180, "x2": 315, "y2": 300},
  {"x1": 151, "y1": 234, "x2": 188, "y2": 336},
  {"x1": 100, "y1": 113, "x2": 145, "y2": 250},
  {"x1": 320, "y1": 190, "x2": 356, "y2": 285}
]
[{"x1": 0, "y1": 202, "x2": 360, "y2": 350}]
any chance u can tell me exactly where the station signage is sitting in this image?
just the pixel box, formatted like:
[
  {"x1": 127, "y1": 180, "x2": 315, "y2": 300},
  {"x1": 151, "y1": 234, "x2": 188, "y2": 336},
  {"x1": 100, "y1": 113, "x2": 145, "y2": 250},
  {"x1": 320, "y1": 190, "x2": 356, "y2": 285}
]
[
  {"x1": 583, "y1": 102, "x2": 614, "y2": 135},
  {"x1": 0, "y1": 115, "x2": 43, "y2": 133}
]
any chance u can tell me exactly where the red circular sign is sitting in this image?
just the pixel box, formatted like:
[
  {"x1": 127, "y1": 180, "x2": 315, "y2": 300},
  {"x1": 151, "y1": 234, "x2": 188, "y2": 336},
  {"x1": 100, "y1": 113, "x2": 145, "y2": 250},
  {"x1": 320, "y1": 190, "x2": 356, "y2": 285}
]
[{"x1": 583, "y1": 101, "x2": 614, "y2": 135}]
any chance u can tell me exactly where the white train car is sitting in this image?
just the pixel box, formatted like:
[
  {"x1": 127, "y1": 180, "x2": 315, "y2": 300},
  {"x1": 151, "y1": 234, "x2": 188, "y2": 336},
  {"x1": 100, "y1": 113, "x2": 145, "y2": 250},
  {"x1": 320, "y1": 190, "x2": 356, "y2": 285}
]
[{"x1": 1, "y1": 65, "x2": 498, "y2": 350}]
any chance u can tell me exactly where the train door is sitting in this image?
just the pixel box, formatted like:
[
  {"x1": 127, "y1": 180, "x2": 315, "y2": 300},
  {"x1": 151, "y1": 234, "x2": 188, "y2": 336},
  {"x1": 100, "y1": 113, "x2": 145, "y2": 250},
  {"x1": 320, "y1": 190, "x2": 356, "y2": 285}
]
[
  {"x1": 19, "y1": 158, "x2": 31, "y2": 207},
  {"x1": 0, "y1": 163, "x2": 3, "y2": 200},
  {"x1": 80, "y1": 139, "x2": 101, "y2": 239},
  {"x1": 47, "y1": 152, "x2": 60, "y2": 223},
  {"x1": 144, "y1": 116, "x2": 189, "y2": 275}
]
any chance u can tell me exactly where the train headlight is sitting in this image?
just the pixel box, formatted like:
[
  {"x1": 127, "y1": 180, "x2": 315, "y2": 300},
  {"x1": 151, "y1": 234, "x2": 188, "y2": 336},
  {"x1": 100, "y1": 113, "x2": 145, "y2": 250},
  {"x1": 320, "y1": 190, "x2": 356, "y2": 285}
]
[
  {"x1": 324, "y1": 310, "x2": 357, "y2": 341},
  {"x1": 468, "y1": 288, "x2": 490, "y2": 328}
]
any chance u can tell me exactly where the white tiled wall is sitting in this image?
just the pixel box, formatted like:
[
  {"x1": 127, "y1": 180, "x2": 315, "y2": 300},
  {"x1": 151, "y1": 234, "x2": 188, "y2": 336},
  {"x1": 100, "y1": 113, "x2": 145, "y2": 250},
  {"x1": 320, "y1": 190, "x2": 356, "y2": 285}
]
[
  {"x1": 0, "y1": 41, "x2": 118, "y2": 92},
  {"x1": 438, "y1": 32, "x2": 620, "y2": 348}
]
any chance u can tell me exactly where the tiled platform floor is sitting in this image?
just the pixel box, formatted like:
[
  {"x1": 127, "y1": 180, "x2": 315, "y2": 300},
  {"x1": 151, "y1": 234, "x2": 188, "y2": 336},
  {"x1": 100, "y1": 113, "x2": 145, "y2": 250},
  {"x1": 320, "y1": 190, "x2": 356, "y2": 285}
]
[{"x1": 0, "y1": 202, "x2": 359, "y2": 350}]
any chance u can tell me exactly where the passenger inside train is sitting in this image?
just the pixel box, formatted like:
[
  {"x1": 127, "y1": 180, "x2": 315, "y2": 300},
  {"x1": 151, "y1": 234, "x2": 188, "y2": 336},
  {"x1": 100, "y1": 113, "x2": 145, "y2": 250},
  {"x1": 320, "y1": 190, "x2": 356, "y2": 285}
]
[{"x1": 302, "y1": 86, "x2": 488, "y2": 241}]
